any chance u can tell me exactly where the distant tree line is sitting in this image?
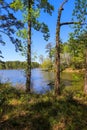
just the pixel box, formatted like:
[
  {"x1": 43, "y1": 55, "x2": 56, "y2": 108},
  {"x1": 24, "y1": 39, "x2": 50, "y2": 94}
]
[{"x1": 0, "y1": 61, "x2": 39, "y2": 70}]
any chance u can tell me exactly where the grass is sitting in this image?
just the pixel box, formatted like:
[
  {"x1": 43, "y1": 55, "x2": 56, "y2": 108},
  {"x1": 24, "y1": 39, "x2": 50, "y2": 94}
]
[{"x1": 0, "y1": 73, "x2": 87, "y2": 130}]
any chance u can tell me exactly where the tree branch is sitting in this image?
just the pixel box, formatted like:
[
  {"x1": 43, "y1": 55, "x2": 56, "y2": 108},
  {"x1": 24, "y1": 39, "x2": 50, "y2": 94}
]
[
  {"x1": 59, "y1": 0, "x2": 68, "y2": 10},
  {"x1": 0, "y1": 30, "x2": 9, "y2": 36},
  {"x1": 60, "y1": 22, "x2": 87, "y2": 26}
]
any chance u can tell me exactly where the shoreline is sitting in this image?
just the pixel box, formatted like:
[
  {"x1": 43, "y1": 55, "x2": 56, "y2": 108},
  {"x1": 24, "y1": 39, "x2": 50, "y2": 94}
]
[{"x1": 63, "y1": 68, "x2": 85, "y2": 73}]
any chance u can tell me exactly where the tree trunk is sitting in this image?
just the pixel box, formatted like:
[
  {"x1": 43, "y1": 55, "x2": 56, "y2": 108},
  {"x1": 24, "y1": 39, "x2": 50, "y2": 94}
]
[
  {"x1": 26, "y1": 0, "x2": 32, "y2": 92},
  {"x1": 55, "y1": 14, "x2": 61, "y2": 95},
  {"x1": 84, "y1": 48, "x2": 87, "y2": 93},
  {"x1": 55, "y1": 0, "x2": 68, "y2": 95}
]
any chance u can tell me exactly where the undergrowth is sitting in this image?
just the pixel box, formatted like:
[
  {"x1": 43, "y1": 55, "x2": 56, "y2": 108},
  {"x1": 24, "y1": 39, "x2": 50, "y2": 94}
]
[{"x1": 0, "y1": 82, "x2": 87, "y2": 130}]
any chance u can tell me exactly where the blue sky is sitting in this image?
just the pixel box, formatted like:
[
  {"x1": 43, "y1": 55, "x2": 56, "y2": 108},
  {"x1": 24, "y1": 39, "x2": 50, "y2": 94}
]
[{"x1": 0, "y1": 0, "x2": 74, "y2": 62}]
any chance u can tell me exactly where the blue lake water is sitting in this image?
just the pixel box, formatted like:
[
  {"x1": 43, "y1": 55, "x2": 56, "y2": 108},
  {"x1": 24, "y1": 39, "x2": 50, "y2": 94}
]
[{"x1": 0, "y1": 69, "x2": 54, "y2": 93}]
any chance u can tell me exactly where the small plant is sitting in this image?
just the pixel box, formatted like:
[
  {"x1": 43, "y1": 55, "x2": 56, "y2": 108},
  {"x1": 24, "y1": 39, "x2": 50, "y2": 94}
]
[{"x1": 63, "y1": 88, "x2": 74, "y2": 101}]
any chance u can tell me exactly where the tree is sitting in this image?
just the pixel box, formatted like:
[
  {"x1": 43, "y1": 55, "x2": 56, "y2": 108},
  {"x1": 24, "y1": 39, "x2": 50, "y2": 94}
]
[
  {"x1": 55, "y1": 0, "x2": 83, "y2": 95},
  {"x1": 0, "y1": 0, "x2": 23, "y2": 52},
  {"x1": 11, "y1": 0, "x2": 54, "y2": 92},
  {"x1": 0, "y1": 50, "x2": 5, "y2": 69},
  {"x1": 85, "y1": 40, "x2": 87, "y2": 93},
  {"x1": 68, "y1": 35, "x2": 85, "y2": 69},
  {"x1": 60, "y1": 42, "x2": 71, "y2": 67},
  {"x1": 41, "y1": 58, "x2": 53, "y2": 70},
  {"x1": 77, "y1": 33, "x2": 87, "y2": 93},
  {"x1": 0, "y1": 0, "x2": 24, "y2": 71},
  {"x1": 55, "y1": 0, "x2": 70, "y2": 95},
  {"x1": 71, "y1": 0, "x2": 87, "y2": 93},
  {"x1": 39, "y1": 55, "x2": 44, "y2": 64},
  {"x1": 45, "y1": 43, "x2": 53, "y2": 61},
  {"x1": 0, "y1": 51, "x2": 3, "y2": 62}
]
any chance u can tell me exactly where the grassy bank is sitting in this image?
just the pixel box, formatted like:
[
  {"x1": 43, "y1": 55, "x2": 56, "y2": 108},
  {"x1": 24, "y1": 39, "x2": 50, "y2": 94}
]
[{"x1": 0, "y1": 80, "x2": 87, "y2": 130}]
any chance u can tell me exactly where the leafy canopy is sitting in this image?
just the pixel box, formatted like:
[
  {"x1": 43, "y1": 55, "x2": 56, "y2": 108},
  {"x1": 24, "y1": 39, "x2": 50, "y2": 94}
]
[{"x1": 10, "y1": 0, "x2": 54, "y2": 41}]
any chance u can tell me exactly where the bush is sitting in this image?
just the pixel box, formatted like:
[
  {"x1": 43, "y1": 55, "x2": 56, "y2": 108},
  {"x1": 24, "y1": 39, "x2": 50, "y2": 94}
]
[
  {"x1": 41, "y1": 59, "x2": 53, "y2": 70},
  {"x1": 63, "y1": 89, "x2": 74, "y2": 101}
]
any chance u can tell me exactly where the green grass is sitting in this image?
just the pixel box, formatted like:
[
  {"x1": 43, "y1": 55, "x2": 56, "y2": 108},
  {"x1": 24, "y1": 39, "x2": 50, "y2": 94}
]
[{"x1": 0, "y1": 74, "x2": 87, "y2": 130}]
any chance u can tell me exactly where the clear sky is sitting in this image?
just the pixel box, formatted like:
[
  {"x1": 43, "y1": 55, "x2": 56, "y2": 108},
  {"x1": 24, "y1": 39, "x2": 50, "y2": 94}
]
[{"x1": 0, "y1": 0, "x2": 74, "y2": 62}]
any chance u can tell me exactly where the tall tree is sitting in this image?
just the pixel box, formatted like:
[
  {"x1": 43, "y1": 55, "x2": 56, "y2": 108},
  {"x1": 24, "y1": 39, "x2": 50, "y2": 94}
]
[
  {"x1": 45, "y1": 42, "x2": 53, "y2": 61},
  {"x1": 55, "y1": 0, "x2": 83, "y2": 95},
  {"x1": 85, "y1": 40, "x2": 87, "y2": 93},
  {"x1": 11, "y1": 0, "x2": 54, "y2": 92},
  {"x1": 77, "y1": 33, "x2": 87, "y2": 93},
  {"x1": 60, "y1": 42, "x2": 70, "y2": 66},
  {"x1": 55, "y1": 0, "x2": 70, "y2": 95},
  {"x1": 68, "y1": 34, "x2": 85, "y2": 69},
  {"x1": 72, "y1": 0, "x2": 87, "y2": 93},
  {"x1": 25, "y1": 0, "x2": 32, "y2": 92}
]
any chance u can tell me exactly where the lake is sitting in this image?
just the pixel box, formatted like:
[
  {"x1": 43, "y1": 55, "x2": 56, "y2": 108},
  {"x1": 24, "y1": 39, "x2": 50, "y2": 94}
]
[
  {"x1": 0, "y1": 69, "x2": 54, "y2": 94},
  {"x1": 0, "y1": 69, "x2": 83, "y2": 94}
]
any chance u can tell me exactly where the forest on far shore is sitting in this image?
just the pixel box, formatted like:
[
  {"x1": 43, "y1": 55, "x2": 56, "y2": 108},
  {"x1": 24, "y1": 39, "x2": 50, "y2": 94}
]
[{"x1": 0, "y1": 61, "x2": 39, "y2": 69}]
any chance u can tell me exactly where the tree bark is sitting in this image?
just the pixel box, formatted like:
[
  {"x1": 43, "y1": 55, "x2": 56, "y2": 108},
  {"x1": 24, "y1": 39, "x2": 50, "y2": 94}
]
[
  {"x1": 26, "y1": 0, "x2": 32, "y2": 92},
  {"x1": 84, "y1": 47, "x2": 87, "y2": 93},
  {"x1": 55, "y1": 13, "x2": 61, "y2": 95},
  {"x1": 55, "y1": 0, "x2": 68, "y2": 95}
]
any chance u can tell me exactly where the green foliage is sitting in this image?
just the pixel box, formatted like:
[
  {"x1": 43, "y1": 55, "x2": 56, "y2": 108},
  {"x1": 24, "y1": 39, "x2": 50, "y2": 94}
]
[
  {"x1": 31, "y1": 62, "x2": 40, "y2": 68},
  {"x1": 0, "y1": 0, "x2": 24, "y2": 52},
  {"x1": 50, "y1": 47, "x2": 55, "y2": 60},
  {"x1": 38, "y1": 0, "x2": 54, "y2": 15},
  {"x1": 0, "y1": 82, "x2": 87, "y2": 130},
  {"x1": 11, "y1": 0, "x2": 54, "y2": 42},
  {"x1": 72, "y1": 73, "x2": 81, "y2": 81},
  {"x1": 64, "y1": 89, "x2": 74, "y2": 101},
  {"x1": 41, "y1": 59, "x2": 53, "y2": 70},
  {"x1": 68, "y1": 32, "x2": 87, "y2": 69},
  {"x1": 60, "y1": 63, "x2": 68, "y2": 72},
  {"x1": 10, "y1": 0, "x2": 23, "y2": 10},
  {"x1": 72, "y1": 0, "x2": 87, "y2": 36},
  {"x1": 0, "y1": 61, "x2": 39, "y2": 69},
  {"x1": 45, "y1": 43, "x2": 53, "y2": 60},
  {"x1": 17, "y1": 28, "x2": 28, "y2": 39},
  {"x1": 60, "y1": 42, "x2": 71, "y2": 68},
  {"x1": 10, "y1": 0, "x2": 54, "y2": 71}
]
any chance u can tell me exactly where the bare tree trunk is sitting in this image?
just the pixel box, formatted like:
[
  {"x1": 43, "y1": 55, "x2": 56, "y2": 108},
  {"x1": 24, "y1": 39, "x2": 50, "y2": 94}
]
[
  {"x1": 55, "y1": 0, "x2": 68, "y2": 95},
  {"x1": 26, "y1": 0, "x2": 32, "y2": 92},
  {"x1": 55, "y1": 14, "x2": 61, "y2": 95},
  {"x1": 84, "y1": 48, "x2": 87, "y2": 93}
]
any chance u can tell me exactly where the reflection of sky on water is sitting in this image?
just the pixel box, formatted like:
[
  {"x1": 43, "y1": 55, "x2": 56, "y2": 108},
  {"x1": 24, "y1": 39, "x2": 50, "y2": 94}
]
[
  {"x1": 31, "y1": 69, "x2": 53, "y2": 93},
  {"x1": 0, "y1": 69, "x2": 26, "y2": 85},
  {"x1": 0, "y1": 69, "x2": 54, "y2": 94}
]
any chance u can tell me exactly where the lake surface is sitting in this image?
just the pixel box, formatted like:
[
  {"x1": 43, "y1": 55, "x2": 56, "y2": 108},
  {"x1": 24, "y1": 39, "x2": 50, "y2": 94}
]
[{"x1": 0, "y1": 69, "x2": 54, "y2": 94}]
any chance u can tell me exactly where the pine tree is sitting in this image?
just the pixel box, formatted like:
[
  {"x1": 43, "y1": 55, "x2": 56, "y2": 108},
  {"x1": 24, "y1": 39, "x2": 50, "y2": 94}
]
[{"x1": 11, "y1": 0, "x2": 54, "y2": 92}]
